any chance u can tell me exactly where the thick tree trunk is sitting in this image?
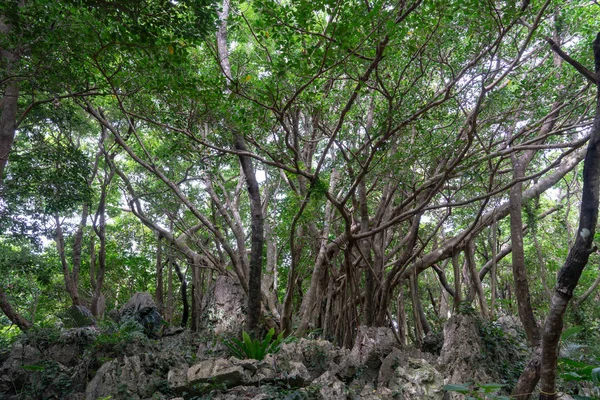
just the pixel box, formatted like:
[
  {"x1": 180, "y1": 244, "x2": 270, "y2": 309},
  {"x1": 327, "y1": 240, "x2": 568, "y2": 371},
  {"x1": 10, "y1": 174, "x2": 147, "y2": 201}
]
[
  {"x1": 538, "y1": 33, "x2": 600, "y2": 400},
  {"x1": 0, "y1": 286, "x2": 31, "y2": 331}
]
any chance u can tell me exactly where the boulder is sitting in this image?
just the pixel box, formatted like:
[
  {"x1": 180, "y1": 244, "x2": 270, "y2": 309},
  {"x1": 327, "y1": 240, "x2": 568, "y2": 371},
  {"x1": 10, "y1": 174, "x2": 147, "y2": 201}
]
[
  {"x1": 439, "y1": 315, "x2": 492, "y2": 391},
  {"x1": 65, "y1": 305, "x2": 96, "y2": 327},
  {"x1": 388, "y1": 358, "x2": 444, "y2": 399},
  {"x1": 0, "y1": 343, "x2": 41, "y2": 395},
  {"x1": 200, "y1": 275, "x2": 247, "y2": 337},
  {"x1": 85, "y1": 352, "x2": 185, "y2": 399},
  {"x1": 312, "y1": 371, "x2": 347, "y2": 400},
  {"x1": 348, "y1": 326, "x2": 398, "y2": 369},
  {"x1": 496, "y1": 315, "x2": 523, "y2": 338},
  {"x1": 275, "y1": 338, "x2": 348, "y2": 380},
  {"x1": 120, "y1": 292, "x2": 163, "y2": 336},
  {"x1": 187, "y1": 358, "x2": 246, "y2": 388}
]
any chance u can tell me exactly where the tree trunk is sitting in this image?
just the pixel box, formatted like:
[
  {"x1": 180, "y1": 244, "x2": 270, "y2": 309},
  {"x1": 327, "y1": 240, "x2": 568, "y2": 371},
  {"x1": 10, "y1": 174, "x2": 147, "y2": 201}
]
[
  {"x1": 452, "y1": 251, "x2": 462, "y2": 312},
  {"x1": 0, "y1": 79, "x2": 19, "y2": 182},
  {"x1": 538, "y1": 33, "x2": 600, "y2": 400},
  {"x1": 235, "y1": 135, "x2": 264, "y2": 335},
  {"x1": 173, "y1": 261, "x2": 189, "y2": 327},
  {"x1": 396, "y1": 283, "x2": 407, "y2": 346},
  {"x1": 155, "y1": 235, "x2": 164, "y2": 314},
  {"x1": 510, "y1": 154, "x2": 541, "y2": 346},
  {"x1": 91, "y1": 156, "x2": 113, "y2": 318},
  {"x1": 0, "y1": 286, "x2": 31, "y2": 331},
  {"x1": 409, "y1": 272, "x2": 424, "y2": 347},
  {"x1": 465, "y1": 241, "x2": 489, "y2": 319}
]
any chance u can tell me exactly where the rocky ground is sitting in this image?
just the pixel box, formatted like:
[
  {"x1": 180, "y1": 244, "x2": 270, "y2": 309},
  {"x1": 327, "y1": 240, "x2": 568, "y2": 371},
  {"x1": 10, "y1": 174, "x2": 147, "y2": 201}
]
[{"x1": 0, "y1": 282, "x2": 529, "y2": 399}]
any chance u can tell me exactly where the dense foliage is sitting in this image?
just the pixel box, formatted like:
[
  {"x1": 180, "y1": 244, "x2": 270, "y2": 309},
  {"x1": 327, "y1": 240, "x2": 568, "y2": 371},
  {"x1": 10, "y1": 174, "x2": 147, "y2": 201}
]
[{"x1": 2, "y1": 0, "x2": 600, "y2": 398}]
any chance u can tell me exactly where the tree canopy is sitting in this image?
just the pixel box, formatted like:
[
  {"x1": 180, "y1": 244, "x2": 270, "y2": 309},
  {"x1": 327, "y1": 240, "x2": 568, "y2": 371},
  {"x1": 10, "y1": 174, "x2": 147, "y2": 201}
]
[{"x1": 2, "y1": 0, "x2": 600, "y2": 398}]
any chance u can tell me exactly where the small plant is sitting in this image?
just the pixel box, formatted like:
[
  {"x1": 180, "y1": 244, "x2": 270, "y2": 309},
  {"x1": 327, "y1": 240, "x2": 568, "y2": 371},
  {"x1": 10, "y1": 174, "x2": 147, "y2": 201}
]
[
  {"x1": 443, "y1": 382, "x2": 509, "y2": 400},
  {"x1": 221, "y1": 328, "x2": 285, "y2": 360},
  {"x1": 89, "y1": 319, "x2": 148, "y2": 355}
]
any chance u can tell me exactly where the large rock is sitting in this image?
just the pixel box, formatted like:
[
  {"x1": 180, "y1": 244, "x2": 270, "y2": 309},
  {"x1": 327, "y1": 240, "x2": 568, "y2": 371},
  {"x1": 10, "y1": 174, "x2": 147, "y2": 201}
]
[
  {"x1": 85, "y1": 355, "x2": 159, "y2": 400},
  {"x1": 65, "y1": 305, "x2": 96, "y2": 327},
  {"x1": 187, "y1": 358, "x2": 246, "y2": 388},
  {"x1": 339, "y1": 325, "x2": 398, "y2": 387},
  {"x1": 120, "y1": 292, "x2": 163, "y2": 336},
  {"x1": 200, "y1": 275, "x2": 247, "y2": 337},
  {"x1": 388, "y1": 358, "x2": 444, "y2": 399},
  {"x1": 85, "y1": 351, "x2": 186, "y2": 399},
  {"x1": 312, "y1": 371, "x2": 347, "y2": 400},
  {"x1": 348, "y1": 326, "x2": 398, "y2": 369},
  {"x1": 0, "y1": 343, "x2": 41, "y2": 396},
  {"x1": 275, "y1": 338, "x2": 348, "y2": 380},
  {"x1": 439, "y1": 315, "x2": 492, "y2": 391}
]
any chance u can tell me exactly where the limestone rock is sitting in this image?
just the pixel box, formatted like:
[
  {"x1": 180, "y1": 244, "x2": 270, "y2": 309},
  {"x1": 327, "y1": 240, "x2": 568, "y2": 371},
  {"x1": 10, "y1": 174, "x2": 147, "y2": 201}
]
[
  {"x1": 120, "y1": 292, "x2": 163, "y2": 336},
  {"x1": 167, "y1": 366, "x2": 188, "y2": 392},
  {"x1": 348, "y1": 326, "x2": 398, "y2": 369},
  {"x1": 187, "y1": 358, "x2": 246, "y2": 388},
  {"x1": 388, "y1": 358, "x2": 443, "y2": 400},
  {"x1": 275, "y1": 338, "x2": 347, "y2": 380},
  {"x1": 0, "y1": 343, "x2": 41, "y2": 395},
  {"x1": 200, "y1": 275, "x2": 247, "y2": 337},
  {"x1": 65, "y1": 305, "x2": 96, "y2": 327},
  {"x1": 496, "y1": 315, "x2": 523, "y2": 338},
  {"x1": 440, "y1": 315, "x2": 492, "y2": 389},
  {"x1": 312, "y1": 371, "x2": 347, "y2": 400}
]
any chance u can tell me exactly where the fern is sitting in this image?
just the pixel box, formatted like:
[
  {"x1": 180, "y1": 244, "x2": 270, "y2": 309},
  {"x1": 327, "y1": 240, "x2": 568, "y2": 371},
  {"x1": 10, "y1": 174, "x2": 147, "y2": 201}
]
[{"x1": 221, "y1": 328, "x2": 286, "y2": 360}]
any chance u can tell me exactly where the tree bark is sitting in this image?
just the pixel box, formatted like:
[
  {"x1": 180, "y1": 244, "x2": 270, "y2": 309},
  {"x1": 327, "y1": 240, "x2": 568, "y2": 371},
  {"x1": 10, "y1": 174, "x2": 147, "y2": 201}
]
[
  {"x1": 155, "y1": 235, "x2": 164, "y2": 314},
  {"x1": 0, "y1": 286, "x2": 31, "y2": 331},
  {"x1": 235, "y1": 135, "x2": 264, "y2": 335},
  {"x1": 538, "y1": 33, "x2": 600, "y2": 400},
  {"x1": 465, "y1": 241, "x2": 489, "y2": 319},
  {"x1": 509, "y1": 154, "x2": 541, "y2": 346},
  {"x1": 0, "y1": 79, "x2": 19, "y2": 182},
  {"x1": 172, "y1": 261, "x2": 189, "y2": 327}
]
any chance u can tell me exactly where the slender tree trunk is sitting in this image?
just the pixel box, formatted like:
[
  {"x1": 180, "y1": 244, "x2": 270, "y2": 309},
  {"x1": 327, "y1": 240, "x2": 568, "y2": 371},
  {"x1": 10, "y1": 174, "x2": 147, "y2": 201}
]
[
  {"x1": 55, "y1": 214, "x2": 86, "y2": 306},
  {"x1": 490, "y1": 218, "x2": 498, "y2": 318},
  {"x1": 538, "y1": 33, "x2": 600, "y2": 400},
  {"x1": 466, "y1": 241, "x2": 489, "y2": 319},
  {"x1": 0, "y1": 286, "x2": 31, "y2": 331},
  {"x1": 91, "y1": 155, "x2": 113, "y2": 318},
  {"x1": 509, "y1": 154, "x2": 541, "y2": 345},
  {"x1": 166, "y1": 259, "x2": 173, "y2": 323},
  {"x1": 155, "y1": 235, "x2": 164, "y2": 314},
  {"x1": 409, "y1": 273, "x2": 423, "y2": 347},
  {"x1": 172, "y1": 261, "x2": 188, "y2": 327},
  {"x1": 397, "y1": 283, "x2": 407, "y2": 346},
  {"x1": 0, "y1": 80, "x2": 18, "y2": 182},
  {"x1": 452, "y1": 251, "x2": 462, "y2": 313}
]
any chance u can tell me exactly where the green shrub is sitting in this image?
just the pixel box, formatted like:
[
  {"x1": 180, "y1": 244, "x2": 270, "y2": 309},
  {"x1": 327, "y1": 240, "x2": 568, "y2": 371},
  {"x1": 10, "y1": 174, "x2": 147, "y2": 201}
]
[{"x1": 221, "y1": 328, "x2": 285, "y2": 360}]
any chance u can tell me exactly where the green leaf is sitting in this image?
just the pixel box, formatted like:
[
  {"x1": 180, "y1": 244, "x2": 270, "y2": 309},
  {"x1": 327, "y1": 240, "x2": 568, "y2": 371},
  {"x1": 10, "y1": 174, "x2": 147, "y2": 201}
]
[
  {"x1": 443, "y1": 383, "x2": 471, "y2": 394},
  {"x1": 479, "y1": 382, "x2": 505, "y2": 393},
  {"x1": 591, "y1": 367, "x2": 600, "y2": 386},
  {"x1": 21, "y1": 364, "x2": 45, "y2": 371},
  {"x1": 561, "y1": 326, "x2": 583, "y2": 341}
]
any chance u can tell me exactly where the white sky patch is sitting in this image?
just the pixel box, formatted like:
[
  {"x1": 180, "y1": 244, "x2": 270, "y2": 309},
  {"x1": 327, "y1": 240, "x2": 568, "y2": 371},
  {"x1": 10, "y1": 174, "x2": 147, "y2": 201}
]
[{"x1": 256, "y1": 169, "x2": 266, "y2": 183}]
